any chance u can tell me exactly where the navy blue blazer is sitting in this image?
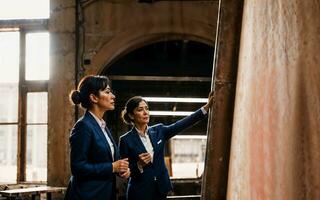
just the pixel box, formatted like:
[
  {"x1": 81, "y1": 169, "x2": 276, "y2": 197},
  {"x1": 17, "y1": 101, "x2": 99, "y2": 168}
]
[
  {"x1": 66, "y1": 111, "x2": 120, "y2": 200},
  {"x1": 119, "y1": 108, "x2": 206, "y2": 199}
]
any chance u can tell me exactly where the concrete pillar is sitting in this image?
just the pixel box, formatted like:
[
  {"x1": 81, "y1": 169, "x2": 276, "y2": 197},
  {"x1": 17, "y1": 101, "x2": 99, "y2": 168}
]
[
  {"x1": 228, "y1": 0, "x2": 320, "y2": 199},
  {"x1": 48, "y1": 0, "x2": 75, "y2": 186}
]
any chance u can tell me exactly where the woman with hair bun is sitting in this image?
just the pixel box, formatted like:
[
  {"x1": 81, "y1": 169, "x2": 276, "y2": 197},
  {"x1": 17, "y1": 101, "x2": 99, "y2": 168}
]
[
  {"x1": 119, "y1": 92, "x2": 214, "y2": 200},
  {"x1": 65, "y1": 75, "x2": 130, "y2": 200}
]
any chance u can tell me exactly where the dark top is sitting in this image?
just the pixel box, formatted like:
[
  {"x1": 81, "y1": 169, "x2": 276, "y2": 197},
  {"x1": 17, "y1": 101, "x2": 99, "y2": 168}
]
[{"x1": 65, "y1": 111, "x2": 120, "y2": 200}]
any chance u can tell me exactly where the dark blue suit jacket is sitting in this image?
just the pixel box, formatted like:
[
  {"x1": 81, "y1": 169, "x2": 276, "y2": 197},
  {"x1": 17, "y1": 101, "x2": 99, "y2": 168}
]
[
  {"x1": 119, "y1": 108, "x2": 206, "y2": 200},
  {"x1": 66, "y1": 111, "x2": 120, "y2": 200}
]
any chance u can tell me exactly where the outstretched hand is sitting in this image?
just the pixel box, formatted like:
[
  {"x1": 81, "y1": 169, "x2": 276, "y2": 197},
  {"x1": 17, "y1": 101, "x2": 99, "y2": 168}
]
[{"x1": 203, "y1": 91, "x2": 214, "y2": 112}]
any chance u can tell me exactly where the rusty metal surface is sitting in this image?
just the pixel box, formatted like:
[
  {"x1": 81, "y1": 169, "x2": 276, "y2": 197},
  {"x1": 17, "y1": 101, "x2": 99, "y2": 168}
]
[
  {"x1": 201, "y1": 0, "x2": 244, "y2": 199},
  {"x1": 228, "y1": 0, "x2": 320, "y2": 199}
]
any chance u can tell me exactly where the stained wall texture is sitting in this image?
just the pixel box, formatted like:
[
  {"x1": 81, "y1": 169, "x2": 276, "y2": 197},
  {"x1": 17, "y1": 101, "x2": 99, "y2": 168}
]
[
  {"x1": 228, "y1": 0, "x2": 320, "y2": 199},
  {"x1": 48, "y1": 0, "x2": 75, "y2": 186},
  {"x1": 82, "y1": 1, "x2": 218, "y2": 74}
]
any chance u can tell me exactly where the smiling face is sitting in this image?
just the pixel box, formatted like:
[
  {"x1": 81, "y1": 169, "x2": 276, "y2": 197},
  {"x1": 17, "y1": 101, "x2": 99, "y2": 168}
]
[
  {"x1": 95, "y1": 86, "x2": 116, "y2": 111},
  {"x1": 130, "y1": 100, "x2": 150, "y2": 126}
]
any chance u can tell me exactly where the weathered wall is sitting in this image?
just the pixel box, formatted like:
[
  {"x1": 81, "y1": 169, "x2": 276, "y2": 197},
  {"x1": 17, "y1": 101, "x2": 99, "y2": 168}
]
[
  {"x1": 82, "y1": 0, "x2": 218, "y2": 74},
  {"x1": 48, "y1": 0, "x2": 75, "y2": 186},
  {"x1": 228, "y1": 0, "x2": 320, "y2": 199}
]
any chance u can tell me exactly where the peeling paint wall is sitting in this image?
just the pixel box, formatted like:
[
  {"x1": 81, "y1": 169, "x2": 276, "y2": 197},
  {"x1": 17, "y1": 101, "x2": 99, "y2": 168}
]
[{"x1": 228, "y1": 0, "x2": 320, "y2": 199}]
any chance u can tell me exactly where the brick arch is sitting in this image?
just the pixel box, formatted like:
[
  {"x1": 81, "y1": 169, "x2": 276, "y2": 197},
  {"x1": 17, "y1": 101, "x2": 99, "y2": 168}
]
[{"x1": 86, "y1": 24, "x2": 215, "y2": 75}]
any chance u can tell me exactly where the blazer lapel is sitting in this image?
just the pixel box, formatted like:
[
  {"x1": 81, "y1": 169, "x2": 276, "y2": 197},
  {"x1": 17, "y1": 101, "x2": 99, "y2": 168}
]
[
  {"x1": 130, "y1": 128, "x2": 149, "y2": 154},
  {"x1": 130, "y1": 127, "x2": 159, "y2": 158},
  {"x1": 105, "y1": 126, "x2": 119, "y2": 160},
  {"x1": 147, "y1": 129, "x2": 157, "y2": 150},
  {"x1": 85, "y1": 111, "x2": 114, "y2": 160},
  {"x1": 147, "y1": 128, "x2": 158, "y2": 155}
]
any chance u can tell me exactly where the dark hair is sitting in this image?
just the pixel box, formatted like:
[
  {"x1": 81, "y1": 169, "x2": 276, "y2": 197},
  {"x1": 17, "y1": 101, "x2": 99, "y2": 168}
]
[
  {"x1": 121, "y1": 96, "x2": 148, "y2": 125},
  {"x1": 70, "y1": 75, "x2": 110, "y2": 109}
]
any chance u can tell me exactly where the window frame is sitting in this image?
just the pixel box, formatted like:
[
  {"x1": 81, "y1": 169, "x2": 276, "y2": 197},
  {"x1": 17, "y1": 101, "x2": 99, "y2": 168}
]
[{"x1": 0, "y1": 19, "x2": 49, "y2": 183}]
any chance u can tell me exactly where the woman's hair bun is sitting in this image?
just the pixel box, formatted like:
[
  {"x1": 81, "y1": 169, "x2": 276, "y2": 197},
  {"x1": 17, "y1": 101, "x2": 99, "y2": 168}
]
[
  {"x1": 121, "y1": 108, "x2": 132, "y2": 125},
  {"x1": 70, "y1": 90, "x2": 82, "y2": 105}
]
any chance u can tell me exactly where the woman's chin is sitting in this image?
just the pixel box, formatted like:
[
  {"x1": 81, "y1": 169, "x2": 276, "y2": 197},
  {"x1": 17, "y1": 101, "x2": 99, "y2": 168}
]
[{"x1": 105, "y1": 105, "x2": 115, "y2": 111}]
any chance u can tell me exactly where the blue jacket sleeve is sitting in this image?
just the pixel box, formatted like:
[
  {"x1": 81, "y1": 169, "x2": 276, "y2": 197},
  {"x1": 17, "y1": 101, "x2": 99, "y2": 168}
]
[
  {"x1": 70, "y1": 121, "x2": 113, "y2": 179},
  {"x1": 161, "y1": 108, "x2": 206, "y2": 140}
]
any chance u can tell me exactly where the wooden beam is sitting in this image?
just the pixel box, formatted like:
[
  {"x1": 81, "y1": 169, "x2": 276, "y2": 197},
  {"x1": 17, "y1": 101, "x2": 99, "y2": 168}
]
[
  {"x1": 201, "y1": 0, "x2": 244, "y2": 199},
  {"x1": 0, "y1": 19, "x2": 48, "y2": 31},
  {"x1": 110, "y1": 75, "x2": 211, "y2": 82},
  {"x1": 17, "y1": 31, "x2": 27, "y2": 182}
]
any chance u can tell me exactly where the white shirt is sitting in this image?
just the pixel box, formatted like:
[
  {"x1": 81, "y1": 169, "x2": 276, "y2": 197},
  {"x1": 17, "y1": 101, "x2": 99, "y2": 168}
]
[
  {"x1": 89, "y1": 111, "x2": 115, "y2": 160},
  {"x1": 200, "y1": 106, "x2": 207, "y2": 115},
  {"x1": 135, "y1": 126, "x2": 154, "y2": 163}
]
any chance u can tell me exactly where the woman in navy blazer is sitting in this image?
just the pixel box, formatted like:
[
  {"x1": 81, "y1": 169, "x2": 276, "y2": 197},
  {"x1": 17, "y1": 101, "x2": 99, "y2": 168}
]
[
  {"x1": 65, "y1": 75, "x2": 130, "y2": 200},
  {"x1": 119, "y1": 93, "x2": 214, "y2": 200}
]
